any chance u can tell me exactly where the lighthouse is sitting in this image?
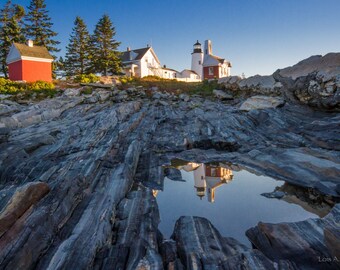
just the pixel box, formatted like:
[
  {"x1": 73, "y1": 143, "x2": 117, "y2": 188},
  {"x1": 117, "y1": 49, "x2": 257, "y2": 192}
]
[{"x1": 191, "y1": 40, "x2": 203, "y2": 79}]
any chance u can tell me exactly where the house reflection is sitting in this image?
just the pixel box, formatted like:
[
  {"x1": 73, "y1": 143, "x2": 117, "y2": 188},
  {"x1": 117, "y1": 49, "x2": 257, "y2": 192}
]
[
  {"x1": 152, "y1": 190, "x2": 159, "y2": 197},
  {"x1": 183, "y1": 162, "x2": 233, "y2": 202}
]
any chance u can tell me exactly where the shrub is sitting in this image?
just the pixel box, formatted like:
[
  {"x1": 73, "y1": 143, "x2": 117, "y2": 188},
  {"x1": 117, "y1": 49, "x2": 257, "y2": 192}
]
[
  {"x1": 0, "y1": 78, "x2": 58, "y2": 98},
  {"x1": 74, "y1": 74, "x2": 100, "y2": 83},
  {"x1": 81, "y1": 86, "x2": 93, "y2": 95},
  {"x1": 0, "y1": 78, "x2": 25, "y2": 94},
  {"x1": 120, "y1": 76, "x2": 134, "y2": 84},
  {"x1": 28, "y1": 81, "x2": 55, "y2": 91}
]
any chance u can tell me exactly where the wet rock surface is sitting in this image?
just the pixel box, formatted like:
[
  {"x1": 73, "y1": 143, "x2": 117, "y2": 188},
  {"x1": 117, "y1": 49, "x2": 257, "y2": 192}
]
[{"x1": 0, "y1": 76, "x2": 339, "y2": 269}]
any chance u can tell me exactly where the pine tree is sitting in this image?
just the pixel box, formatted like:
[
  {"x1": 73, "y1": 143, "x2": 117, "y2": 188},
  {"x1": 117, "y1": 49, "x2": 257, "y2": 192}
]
[
  {"x1": 91, "y1": 14, "x2": 121, "y2": 76},
  {"x1": 54, "y1": 56, "x2": 65, "y2": 78},
  {"x1": 65, "y1": 17, "x2": 91, "y2": 76},
  {"x1": 0, "y1": 0, "x2": 25, "y2": 77},
  {"x1": 24, "y1": 0, "x2": 60, "y2": 56}
]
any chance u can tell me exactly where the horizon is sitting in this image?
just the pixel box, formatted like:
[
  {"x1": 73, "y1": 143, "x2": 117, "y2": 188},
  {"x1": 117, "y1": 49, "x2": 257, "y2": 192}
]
[{"x1": 11, "y1": 0, "x2": 340, "y2": 77}]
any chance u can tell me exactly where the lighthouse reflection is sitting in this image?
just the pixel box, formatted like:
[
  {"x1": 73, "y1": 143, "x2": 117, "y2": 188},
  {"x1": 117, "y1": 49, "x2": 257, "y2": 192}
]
[{"x1": 181, "y1": 162, "x2": 233, "y2": 202}]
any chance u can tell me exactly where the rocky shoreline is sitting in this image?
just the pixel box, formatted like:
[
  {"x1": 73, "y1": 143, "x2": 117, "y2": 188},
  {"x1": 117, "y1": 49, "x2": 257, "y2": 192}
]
[
  {"x1": 218, "y1": 53, "x2": 340, "y2": 111},
  {"x1": 0, "y1": 54, "x2": 340, "y2": 269}
]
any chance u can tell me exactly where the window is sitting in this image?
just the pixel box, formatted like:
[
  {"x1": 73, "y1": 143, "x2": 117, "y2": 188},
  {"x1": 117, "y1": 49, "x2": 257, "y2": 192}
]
[
  {"x1": 198, "y1": 60, "x2": 201, "y2": 65},
  {"x1": 208, "y1": 67, "x2": 214, "y2": 75}
]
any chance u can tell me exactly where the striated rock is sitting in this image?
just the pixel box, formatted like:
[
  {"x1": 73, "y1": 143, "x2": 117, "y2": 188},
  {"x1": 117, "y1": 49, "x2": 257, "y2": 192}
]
[
  {"x1": 336, "y1": 184, "x2": 340, "y2": 195},
  {"x1": 158, "y1": 100, "x2": 169, "y2": 106},
  {"x1": 0, "y1": 127, "x2": 9, "y2": 143},
  {"x1": 152, "y1": 92, "x2": 162, "y2": 99},
  {"x1": 246, "y1": 204, "x2": 340, "y2": 269},
  {"x1": 0, "y1": 101, "x2": 23, "y2": 117},
  {"x1": 164, "y1": 167, "x2": 184, "y2": 182},
  {"x1": 218, "y1": 75, "x2": 283, "y2": 96},
  {"x1": 218, "y1": 53, "x2": 340, "y2": 110},
  {"x1": 172, "y1": 216, "x2": 277, "y2": 269},
  {"x1": 0, "y1": 182, "x2": 50, "y2": 237},
  {"x1": 261, "y1": 190, "x2": 286, "y2": 199},
  {"x1": 0, "y1": 94, "x2": 11, "y2": 100},
  {"x1": 160, "y1": 239, "x2": 184, "y2": 269},
  {"x1": 0, "y1": 99, "x2": 145, "y2": 269},
  {"x1": 42, "y1": 140, "x2": 142, "y2": 270},
  {"x1": 96, "y1": 90, "x2": 112, "y2": 102},
  {"x1": 213, "y1": 89, "x2": 233, "y2": 100},
  {"x1": 80, "y1": 83, "x2": 113, "y2": 89},
  {"x1": 0, "y1": 80, "x2": 339, "y2": 269},
  {"x1": 0, "y1": 96, "x2": 84, "y2": 129},
  {"x1": 276, "y1": 53, "x2": 340, "y2": 109},
  {"x1": 234, "y1": 147, "x2": 340, "y2": 196},
  {"x1": 239, "y1": 95, "x2": 285, "y2": 111},
  {"x1": 63, "y1": 88, "x2": 81, "y2": 96},
  {"x1": 179, "y1": 94, "x2": 190, "y2": 102},
  {"x1": 218, "y1": 75, "x2": 242, "y2": 85},
  {"x1": 279, "y1": 53, "x2": 340, "y2": 79},
  {"x1": 324, "y1": 226, "x2": 340, "y2": 260},
  {"x1": 95, "y1": 185, "x2": 162, "y2": 270},
  {"x1": 238, "y1": 75, "x2": 283, "y2": 94}
]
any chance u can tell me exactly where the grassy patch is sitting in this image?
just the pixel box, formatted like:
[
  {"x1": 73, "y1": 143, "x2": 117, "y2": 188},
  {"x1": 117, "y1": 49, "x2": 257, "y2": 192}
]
[
  {"x1": 119, "y1": 76, "x2": 220, "y2": 97},
  {"x1": 187, "y1": 79, "x2": 220, "y2": 97}
]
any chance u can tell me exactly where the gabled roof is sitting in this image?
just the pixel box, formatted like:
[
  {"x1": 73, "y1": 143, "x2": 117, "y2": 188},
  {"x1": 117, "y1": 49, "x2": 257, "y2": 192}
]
[
  {"x1": 121, "y1": 47, "x2": 150, "y2": 62},
  {"x1": 162, "y1": 67, "x2": 178, "y2": 72},
  {"x1": 181, "y1": 69, "x2": 198, "y2": 75},
  {"x1": 210, "y1": 55, "x2": 225, "y2": 64},
  {"x1": 203, "y1": 54, "x2": 231, "y2": 67},
  {"x1": 13, "y1": 43, "x2": 53, "y2": 59},
  {"x1": 120, "y1": 47, "x2": 161, "y2": 65}
]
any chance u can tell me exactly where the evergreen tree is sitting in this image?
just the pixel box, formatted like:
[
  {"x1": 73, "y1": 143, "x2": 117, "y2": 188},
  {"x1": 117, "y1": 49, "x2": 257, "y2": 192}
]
[
  {"x1": 0, "y1": 0, "x2": 25, "y2": 77},
  {"x1": 90, "y1": 14, "x2": 121, "y2": 76},
  {"x1": 65, "y1": 16, "x2": 91, "y2": 76},
  {"x1": 24, "y1": 0, "x2": 60, "y2": 56},
  {"x1": 54, "y1": 56, "x2": 65, "y2": 78}
]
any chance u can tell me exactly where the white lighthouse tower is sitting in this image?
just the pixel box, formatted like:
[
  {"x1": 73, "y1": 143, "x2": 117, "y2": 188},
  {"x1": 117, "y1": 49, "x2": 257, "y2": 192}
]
[{"x1": 191, "y1": 40, "x2": 203, "y2": 79}]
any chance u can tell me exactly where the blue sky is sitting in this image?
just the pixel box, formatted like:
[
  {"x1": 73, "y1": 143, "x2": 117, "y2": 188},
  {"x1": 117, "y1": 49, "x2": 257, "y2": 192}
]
[{"x1": 13, "y1": 0, "x2": 340, "y2": 76}]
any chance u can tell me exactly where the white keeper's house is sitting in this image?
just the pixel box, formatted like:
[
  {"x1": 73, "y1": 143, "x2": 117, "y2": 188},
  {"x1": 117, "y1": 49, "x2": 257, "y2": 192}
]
[{"x1": 120, "y1": 40, "x2": 231, "y2": 82}]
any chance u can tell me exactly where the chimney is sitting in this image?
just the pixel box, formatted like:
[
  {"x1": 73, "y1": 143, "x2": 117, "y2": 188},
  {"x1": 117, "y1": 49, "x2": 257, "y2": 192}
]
[
  {"x1": 146, "y1": 44, "x2": 150, "y2": 48},
  {"x1": 163, "y1": 65, "x2": 166, "y2": 68},
  {"x1": 27, "y1": 39, "x2": 34, "y2": 47},
  {"x1": 204, "y1": 40, "x2": 212, "y2": 55},
  {"x1": 127, "y1": 47, "x2": 131, "y2": 51}
]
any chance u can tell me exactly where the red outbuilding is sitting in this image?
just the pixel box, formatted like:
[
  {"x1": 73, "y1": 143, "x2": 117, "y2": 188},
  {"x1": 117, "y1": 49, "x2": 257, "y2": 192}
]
[
  {"x1": 202, "y1": 40, "x2": 231, "y2": 80},
  {"x1": 6, "y1": 40, "x2": 53, "y2": 82}
]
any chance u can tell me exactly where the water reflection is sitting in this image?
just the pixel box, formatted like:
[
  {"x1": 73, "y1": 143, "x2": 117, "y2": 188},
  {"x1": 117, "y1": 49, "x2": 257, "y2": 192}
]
[
  {"x1": 182, "y1": 162, "x2": 233, "y2": 202},
  {"x1": 156, "y1": 160, "x2": 324, "y2": 245}
]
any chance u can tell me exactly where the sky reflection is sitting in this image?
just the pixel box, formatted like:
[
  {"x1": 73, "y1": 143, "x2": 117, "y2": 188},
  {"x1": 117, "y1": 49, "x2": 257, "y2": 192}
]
[{"x1": 156, "y1": 162, "x2": 318, "y2": 246}]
